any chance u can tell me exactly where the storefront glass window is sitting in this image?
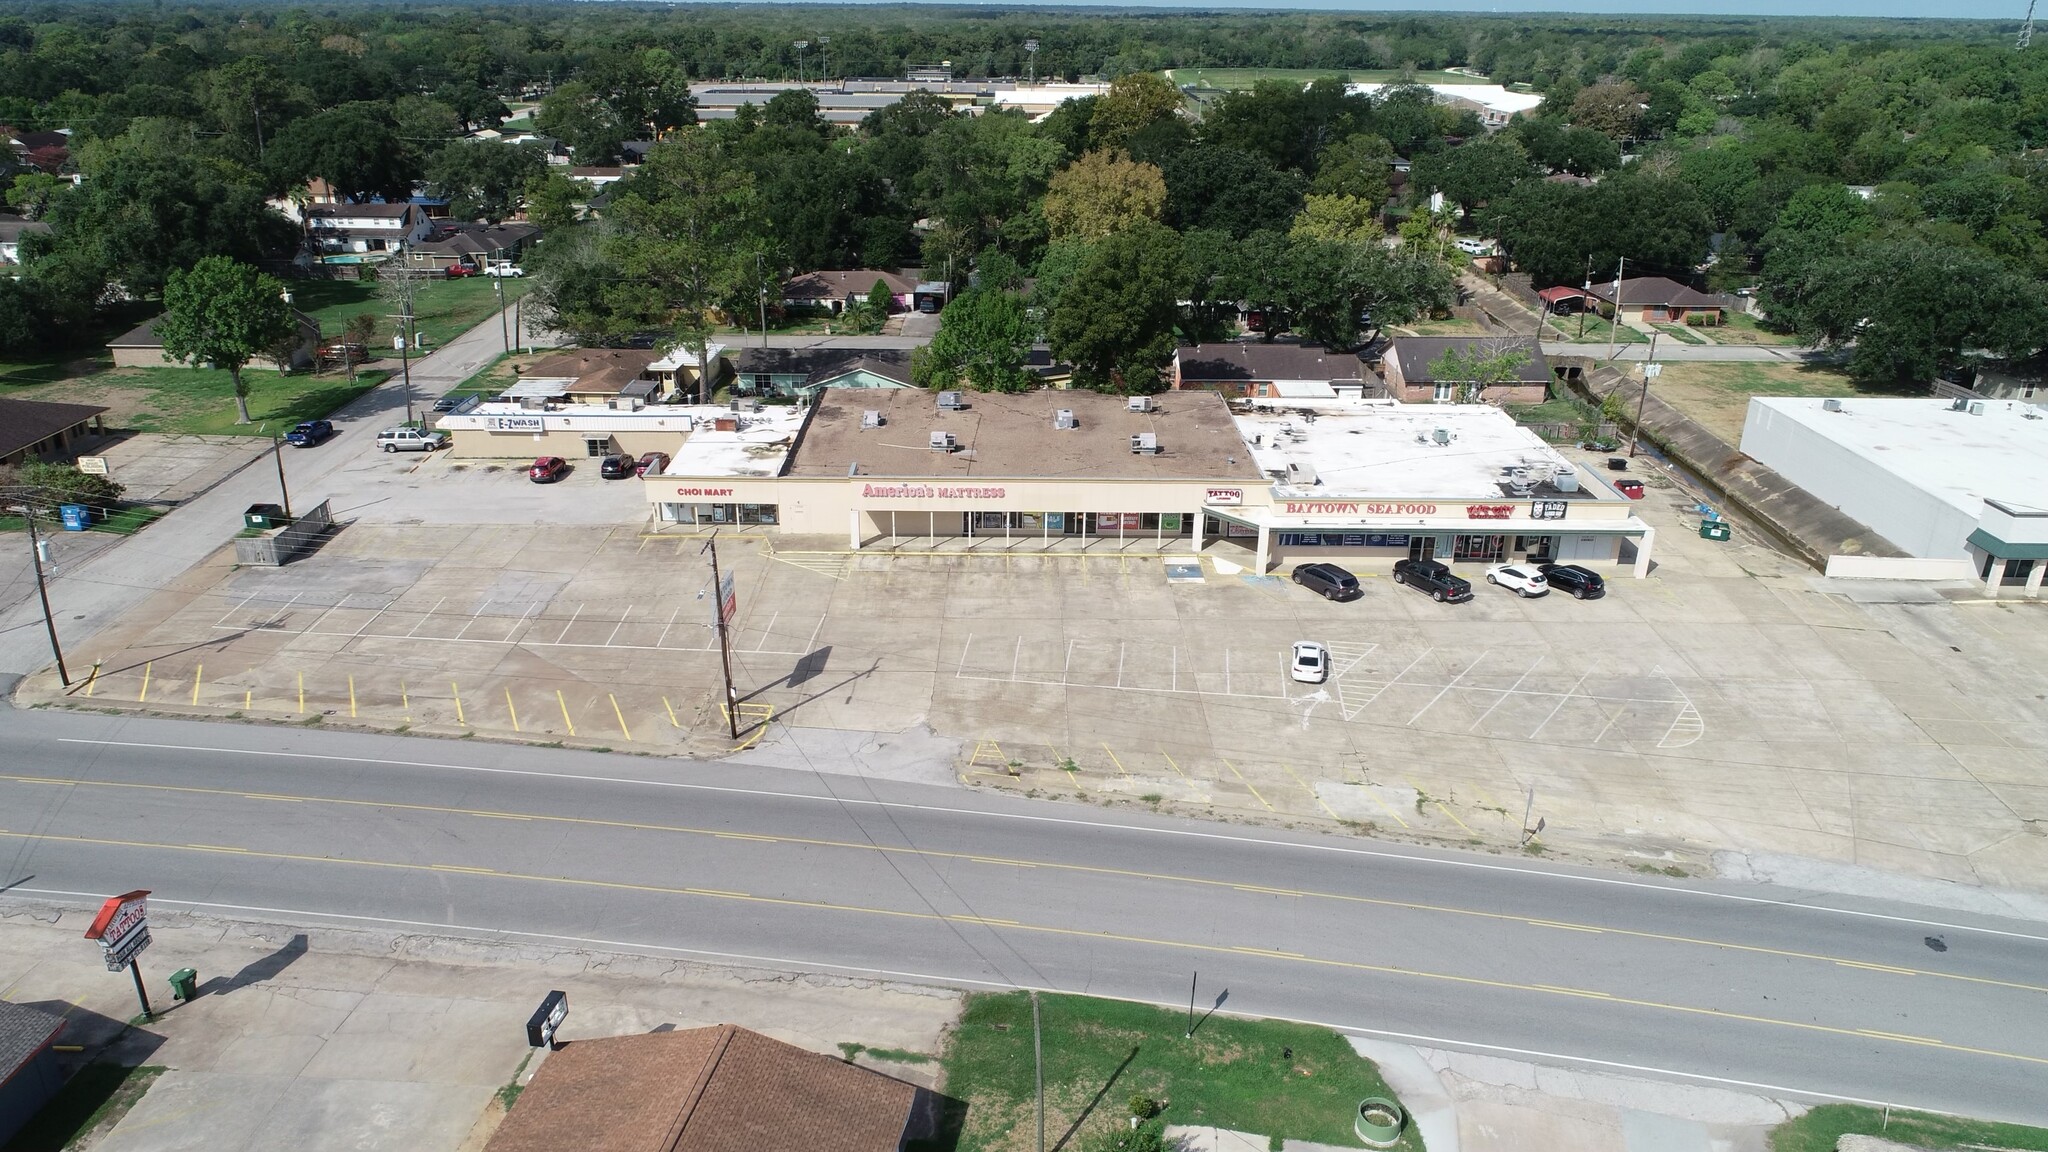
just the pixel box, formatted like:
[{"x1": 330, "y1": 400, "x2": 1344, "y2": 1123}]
[{"x1": 739, "y1": 504, "x2": 778, "y2": 525}]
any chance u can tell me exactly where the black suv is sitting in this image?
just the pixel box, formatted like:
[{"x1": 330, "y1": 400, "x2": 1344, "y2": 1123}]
[
  {"x1": 1539, "y1": 563, "x2": 1606, "y2": 600},
  {"x1": 598, "y1": 453, "x2": 638, "y2": 479},
  {"x1": 1392, "y1": 558, "x2": 1473, "y2": 603},
  {"x1": 1292, "y1": 563, "x2": 1362, "y2": 601}
]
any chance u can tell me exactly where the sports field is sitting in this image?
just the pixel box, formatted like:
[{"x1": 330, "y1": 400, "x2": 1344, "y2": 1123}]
[{"x1": 1167, "y1": 67, "x2": 1492, "y2": 89}]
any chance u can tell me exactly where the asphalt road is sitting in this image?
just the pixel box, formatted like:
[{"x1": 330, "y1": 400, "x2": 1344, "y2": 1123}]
[{"x1": 4, "y1": 711, "x2": 2046, "y2": 1123}]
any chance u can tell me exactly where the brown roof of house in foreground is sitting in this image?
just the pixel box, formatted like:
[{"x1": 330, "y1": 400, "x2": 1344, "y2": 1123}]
[
  {"x1": 0, "y1": 396, "x2": 107, "y2": 457},
  {"x1": 524, "y1": 349, "x2": 660, "y2": 397},
  {"x1": 783, "y1": 269, "x2": 916, "y2": 301},
  {"x1": 483, "y1": 1025, "x2": 921, "y2": 1152},
  {"x1": 1176, "y1": 341, "x2": 1368, "y2": 384},
  {"x1": 1584, "y1": 276, "x2": 1724, "y2": 310}
]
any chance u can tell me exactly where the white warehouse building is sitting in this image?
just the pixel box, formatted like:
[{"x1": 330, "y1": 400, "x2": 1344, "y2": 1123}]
[{"x1": 1740, "y1": 396, "x2": 2048, "y2": 596}]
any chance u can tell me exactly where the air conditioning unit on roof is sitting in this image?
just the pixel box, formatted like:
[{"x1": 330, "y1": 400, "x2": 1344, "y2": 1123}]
[
  {"x1": 930, "y1": 430, "x2": 957, "y2": 451},
  {"x1": 1130, "y1": 432, "x2": 1159, "y2": 454},
  {"x1": 1128, "y1": 396, "x2": 1154, "y2": 412},
  {"x1": 1054, "y1": 409, "x2": 1077, "y2": 429},
  {"x1": 937, "y1": 390, "x2": 964, "y2": 410},
  {"x1": 861, "y1": 410, "x2": 884, "y2": 428}
]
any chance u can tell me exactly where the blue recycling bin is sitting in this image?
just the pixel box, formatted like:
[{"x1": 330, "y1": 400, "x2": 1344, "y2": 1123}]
[{"x1": 59, "y1": 504, "x2": 89, "y2": 531}]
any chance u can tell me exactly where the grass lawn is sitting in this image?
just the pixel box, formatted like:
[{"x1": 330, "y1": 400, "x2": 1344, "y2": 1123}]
[
  {"x1": 1168, "y1": 67, "x2": 1486, "y2": 89},
  {"x1": 1653, "y1": 323, "x2": 1706, "y2": 346},
  {"x1": 1711, "y1": 311, "x2": 1808, "y2": 347},
  {"x1": 1391, "y1": 318, "x2": 1489, "y2": 337},
  {"x1": 2, "y1": 365, "x2": 388, "y2": 437},
  {"x1": 1544, "y1": 312, "x2": 1646, "y2": 345},
  {"x1": 935, "y1": 992, "x2": 1421, "y2": 1152},
  {"x1": 1769, "y1": 1104, "x2": 2048, "y2": 1152},
  {"x1": 1648, "y1": 361, "x2": 1858, "y2": 445},
  {"x1": 1, "y1": 1063, "x2": 165, "y2": 1152},
  {"x1": 291, "y1": 275, "x2": 531, "y2": 352}
]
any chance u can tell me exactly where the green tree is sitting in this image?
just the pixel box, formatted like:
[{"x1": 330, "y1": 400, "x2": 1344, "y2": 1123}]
[
  {"x1": 427, "y1": 140, "x2": 546, "y2": 222},
  {"x1": 1047, "y1": 221, "x2": 1187, "y2": 393},
  {"x1": 1043, "y1": 149, "x2": 1166, "y2": 241},
  {"x1": 1089, "y1": 73, "x2": 1183, "y2": 151},
  {"x1": 436, "y1": 81, "x2": 510, "y2": 133},
  {"x1": 1568, "y1": 82, "x2": 1648, "y2": 142},
  {"x1": 914, "y1": 286, "x2": 1034, "y2": 393},
  {"x1": 1409, "y1": 136, "x2": 1536, "y2": 216},
  {"x1": 537, "y1": 81, "x2": 626, "y2": 165},
  {"x1": 1428, "y1": 337, "x2": 1535, "y2": 402},
  {"x1": 157, "y1": 256, "x2": 296, "y2": 425},
  {"x1": 267, "y1": 102, "x2": 417, "y2": 203},
  {"x1": 523, "y1": 170, "x2": 584, "y2": 234},
  {"x1": 1309, "y1": 133, "x2": 1394, "y2": 206},
  {"x1": 3, "y1": 460, "x2": 125, "y2": 508},
  {"x1": 1163, "y1": 145, "x2": 1305, "y2": 238}
]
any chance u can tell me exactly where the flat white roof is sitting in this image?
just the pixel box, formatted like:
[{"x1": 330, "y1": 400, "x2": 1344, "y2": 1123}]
[
  {"x1": 1745, "y1": 397, "x2": 2048, "y2": 517},
  {"x1": 1345, "y1": 83, "x2": 1544, "y2": 116},
  {"x1": 1236, "y1": 403, "x2": 1586, "y2": 501},
  {"x1": 648, "y1": 342, "x2": 728, "y2": 372},
  {"x1": 664, "y1": 405, "x2": 808, "y2": 478}
]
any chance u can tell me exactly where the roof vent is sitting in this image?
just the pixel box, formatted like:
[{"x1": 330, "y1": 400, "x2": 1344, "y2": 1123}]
[
  {"x1": 937, "y1": 390, "x2": 964, "y2": 410},
  {"x1": 1284, "y1": 461, "x2": 1318, "y2": 486},
  {"x1": 1054, "y1": 408, "x2": 1077, "y2": 429},
  {"x1": 1822, "y1": 398, "x2": 1843, "y2": 412},
  {"x1": 930, "y1": 430, "x2": 957, "y2": 451},
  {"x1": 1130, "y1": 432, "x2": 1159, "y2": 454},
  {"x1": 1128, "y1": 396, "x2": 1154, "y2": 412},
  {"x1": 1969, "y1": 401, "x2": 1986, "y2": 415},
  {"x1": 861, "y1": 410, "x2": 884, "y2": 429},
  {"x1": 1432, "y1": 427, "x2": 1452, "y2": 445},
  {"x1": 1950, "y1": 397, "x2": 1970, "y2": 411}
]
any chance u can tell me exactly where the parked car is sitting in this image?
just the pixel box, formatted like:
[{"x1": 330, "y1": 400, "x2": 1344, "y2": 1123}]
[
  {"x1": 284, "y1": 419, "x2": 332, "y2": 447},
  {"x1": 1289, "y1": 641, "x2": 1330, "y2": 684},
  {"x1": 319, "y1": 342, "x2": 367, "y2": 365},
  {"x1": 484, "y1": 264, "x2": 525, "y2": 278},
  {"x1": 599, "y1": 453, "x2": 639, "y2": 479},
  {"x1": 376, "y1": 427, "x2": 448, "y2": 452},
  {"x1": 445, "y1": 263, "x2": 479, "y2": 278},
  {"x1": 1291, "y1": 563, "x2": 1362, "y2": 602},
  {"x1": 634, "y1": 451, "x2": 670, "y2": 477},
  {"x1": 528, "y1": 456, "x2": 568, "y2": 483},
  {"x1": 1391, "y1": 558, "x2": 1473, "y2": 603},
  {"x1": 1485, "y1": 563, "x2": 1550, "y2": 597},
  {"x1": 430, "y1": 395, "x2": 464, "y2": 414},
  {"x1": 1539, "y1": 564, "x2": 1606, "y2": 600}
]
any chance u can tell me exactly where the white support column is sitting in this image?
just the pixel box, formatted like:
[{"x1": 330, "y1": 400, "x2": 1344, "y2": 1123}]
[
  {"x1": 1192, "y1": 513, "x2": 1206, "y2": 552},
  {"x1": 1632, "y1": 526, "x2": 1655, "y2": 580},
  {"x1": 1986, "y1": 557, "x2": 2007, "y2": 598},
  {"x1": 849, "y1": 509, "x2": 862, "y2": 551},
  {"x1": 1255, "y1": 524, "x2": 1272, "y2": 573},
  {"x1": 2027, "y1": 560, "x2": 2045, "y2": 599}
]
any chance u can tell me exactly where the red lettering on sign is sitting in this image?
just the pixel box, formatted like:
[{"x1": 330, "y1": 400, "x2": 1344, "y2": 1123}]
[
  {"x1": 1467, "y1": 504, "x2": 1513, "y2": 520},
  {"x1": 672, "y1": 487, "x2": 735, "y2": 497}
]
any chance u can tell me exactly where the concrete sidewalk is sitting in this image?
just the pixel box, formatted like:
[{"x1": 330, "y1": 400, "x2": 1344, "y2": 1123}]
[{"x1": 0, "y1": 899, "x2": 957, "y2": 1152}]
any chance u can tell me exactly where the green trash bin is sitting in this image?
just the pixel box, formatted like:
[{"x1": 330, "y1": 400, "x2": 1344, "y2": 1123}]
[
  {"x1": 170, "y1": 968, "x2": 199, "y2": 1001},
  {"x1": 1700, "y1": 518, "x2": 1731, "y2": 541}
]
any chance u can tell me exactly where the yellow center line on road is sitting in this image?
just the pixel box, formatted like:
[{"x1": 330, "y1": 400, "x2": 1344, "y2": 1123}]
[
  {"x1": 1220, "y1": 759, "x2": 1275, "y2": 812},
  {"x1": 190, "y1": 664, "x2": 203, "y2": 706},
  {"x1": 184, "y1": 843, "x2": 250, "y2": 853},
  {"x1": 1233, "y1": 884, "x2": 1303, "y2": 897},
  {"x1": 610, "y1": 694, "x2": 632, "y2": 742},
  {"x1": 2, "y1": 774, "x2": 2040, "y2": 1001},
  {"x1": 429, "y1": 864, "x2": 499, "y2": 875},
  {"x1": 1534, "y1": 985, "x2": 1615, "y2": 1000},
  {"x1": 557, "y1": 690, "x2": 575, "y2": 736},
  {"x1": 1233, "y1": 946, "x2": 1307, "y2": 959},
  {"x1": 1858, "y1": 1029, "x2": 1946, "y2": 1047},
  {"x1": 504, "y1": 690, "x2": 520, "y2": 732},
  {"x1": 240, "y1": 794, "x2": 303, "y2": 803}
]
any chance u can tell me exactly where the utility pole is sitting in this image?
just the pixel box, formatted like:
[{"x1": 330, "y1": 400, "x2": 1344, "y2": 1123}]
[
  {"x1": 818, "y1": 35, "x2": 830, "y2": 82},
  {"x1": 794, "y1": 40, "x2": 809, "y2": 84},
  {"x1": 1031, "y1": 991, "x2": 1045, "y2": 1152},
  {"x1": 1185, "y1": 971, "x2": 1198, "y2": 1038},
  {"x1": 1577, "y1": 255, "x2": 1592, "y2": 340},
  {"x1": 389, "y1": 303, "x2": 417, "y2": 425},
  {"x1": 269, "y1": 427, "x2": 293, "y2": 519},
  {"x1": 757, "y1": 253, "x2": 769, "y2": 348},
  {"x1": 1025, "y1": 39, "x2": 1039, "y2": 84},
  {"x1": 1605, "y1": 256, "x2": 1627, "y2": 362},
  {"x1": 702, "y1": 534, "x2": 739, "y2": 738},
  {"x1": 496, "y1": 271, "x2": 511, "y2": 354},
  {"x1": 22, "y1": 506, "x2": 71, "y2": 687},
  {"x1": 1632, "y1": 331, "x2": 1661, "y2": 459}
]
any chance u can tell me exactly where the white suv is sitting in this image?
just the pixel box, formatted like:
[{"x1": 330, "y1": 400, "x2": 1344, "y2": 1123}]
[{"x1": 376, "y1": 427, "x2": 448, "y2": 453}]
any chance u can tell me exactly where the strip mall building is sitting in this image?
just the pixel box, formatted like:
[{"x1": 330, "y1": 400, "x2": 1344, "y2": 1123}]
[{"x1": 640, "y1": 388, "x2": 1656, "y2": 577}]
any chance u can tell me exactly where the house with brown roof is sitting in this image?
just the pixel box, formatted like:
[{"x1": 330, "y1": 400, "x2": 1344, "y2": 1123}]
[
  {"x1": 0, "y1": 396, "x2": 109, "y2": 467},
  {"x1": 1377, "y1": 336, "x2": 1550, "y2": 405},
  {"x1": 519, "y1": 349, "x2": 662, "y2": 404},
  {"x1": 1170, "y1": 342, "x2": 1375, "y2": 400},
  {"x1": 1583, "y1": 277, "x2": 1728, "y2": 325},
  {"x1": 483, "y1": 1024, "x2": 938, "y2": 1152},
  {"x1": 782, "y1": 270, "x2": 916, "y2": 314},
  {"x1": 108, "y1": 313, "x2": 322, "y2": 373},
  {"x1": 402, "y1": 222, "x2": 541, "y2": 272}
]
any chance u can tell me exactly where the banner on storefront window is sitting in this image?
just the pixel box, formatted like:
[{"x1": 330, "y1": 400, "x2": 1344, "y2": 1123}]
[{"x1": 1161, "y1": 514, "x2": 1182, "y2": 532}]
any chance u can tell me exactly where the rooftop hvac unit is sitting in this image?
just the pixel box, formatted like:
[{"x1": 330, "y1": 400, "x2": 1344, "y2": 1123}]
[
  {"x1": 1285, "y1": 461, "x2": 1318, "y2": 486},
  {"x1": 1822, "y1": 398, "x2": 1843, "y2": 412},
  {"x1": 1553, "y1": 469, "x2": 1581, "y2": 493},
  {"x1": 1128, "y1": 396, "x2": 1154, "y2": 412},
  {"x1": 608, "y1": 398, "x2": 645, "y2": 411},
  {"x1": 937, "y1": 390, "x2": 964, "y2": 410},
  {"x1": 1432, "y1": 427, "x2": 1452, "y2": 445},
  {"x1": 1951, "y1": 397, "x2": 1970, "y2": 411},
  {"x1": 930, "y1": 430, "x2": 957, "y2": 451},
  {"x1": 1969, "y1": 401, "x2": 1986, "y2": 415},
  {"x1": 861, "y1": 410, "x2": 884, "y2": 428},
  {"x1": 1054, "y1": 409, "x2": 1077, "y2": 429},
  {"x1": 1130, "y1": 432, "x2": 1160, "y2": 454}
]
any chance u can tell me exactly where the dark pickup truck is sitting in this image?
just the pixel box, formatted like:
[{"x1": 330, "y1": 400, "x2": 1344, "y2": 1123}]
[{"x1": 1392, "y1": 558, "x2": 1473, "y2": 603}]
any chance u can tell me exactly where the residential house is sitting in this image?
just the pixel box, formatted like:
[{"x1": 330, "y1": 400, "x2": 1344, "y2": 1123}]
[
  {"x1": 0, "y1": 214, "x2": 52, "y2": 265},
  {"x1": 1377, "y1": 336, "x2": 1550, "y2": 404},
  {"x1": 517, "y1": 349, "x2": 662, "y2": 405},
  {"x1": 649, "y1": 343, "x2": 733, "y2": 401},
  {"x1": 1171, "y1": 342, "x2": 1375, "y2": 400},
  {"x1": 109, "y1": 313, "x2": 322, "y2": 373},
  {"x1": 1584, "y1": 277, "x2": 1728, "y2": 326},
  {"x1": 301, "y1": 203, "x2": 433, "y2": 265},
  {"x1": 0, "y1": 396, "x2": 110, "y2": 467},
  {"x1": 568, "y1": 166, "x2": 627, "y2": 191},
  {"x1": 401, "y1": 221, "x2": 541, "y2": 273},
  {"x1": 0, "y1": 1000, "x2": 69, "y2": 1147},
  {"x1": 482, "y1": 1024, "x2": 940, "y2": 1152},
  {"x1": 781, "y1": 269, "x2": 916, "y2": 314},
  {"x1": 729, "y1": 347, "x2": 913, "y2": 400}
]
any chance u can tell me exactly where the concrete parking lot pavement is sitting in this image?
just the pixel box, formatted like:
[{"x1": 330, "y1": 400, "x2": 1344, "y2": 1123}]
[
  {"x1": 0, "y1": 901, "x2": 957, "y2": 1152},
  {"x1": 89, "y1": 434, "x2": 273, "y2": 504},
  {"x1": 22, "y1": 444, "x2": 2048, "y2": 894}
]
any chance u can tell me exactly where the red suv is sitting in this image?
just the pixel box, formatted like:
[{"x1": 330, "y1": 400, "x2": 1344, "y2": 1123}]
[
  {"x1": 445, "y1": 263, "x2": 479, "y2": 278},
  {"x1": 527, "y1": 456, "x2": 567, "y2": 483},
  {"x1": 634, "y1": 451, "x2": 670, "y2": 477}
]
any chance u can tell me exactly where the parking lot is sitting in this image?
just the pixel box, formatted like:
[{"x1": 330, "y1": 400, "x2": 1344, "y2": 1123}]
[{"x1": 23, "y1": 454, "x2": 2048, "y2": 890}]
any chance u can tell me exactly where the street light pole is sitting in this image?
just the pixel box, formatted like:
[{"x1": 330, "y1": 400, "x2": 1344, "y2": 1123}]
[{"x1": 22, "y1": 506, "x2": 71, "y2": 687}]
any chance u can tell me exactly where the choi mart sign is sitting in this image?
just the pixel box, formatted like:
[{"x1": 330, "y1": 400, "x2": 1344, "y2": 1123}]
[{"x1": 83, "y1": 889, "x2": 152, "y2": 972}]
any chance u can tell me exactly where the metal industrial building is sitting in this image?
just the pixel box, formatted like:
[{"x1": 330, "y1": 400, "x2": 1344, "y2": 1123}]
[{"x1": 1740, "y1": 396, "x2": 2048, "y2": 596}]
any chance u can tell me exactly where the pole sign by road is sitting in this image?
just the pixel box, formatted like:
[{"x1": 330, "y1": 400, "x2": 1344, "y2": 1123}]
[
  {"x1": 526, "y1": 990, "x2": 568, "y2": 1049},
  {"x1": 717, "y1": 572, "x2": 737, "y2": 626},
  {"x1": 84, "y1": 890, "x2": 152, "y2": 971}
]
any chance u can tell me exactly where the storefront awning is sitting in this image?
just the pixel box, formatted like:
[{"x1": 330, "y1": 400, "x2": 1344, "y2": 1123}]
[{"x1": 1968, "y1": 528, "x2": 2048, "y2": 560}]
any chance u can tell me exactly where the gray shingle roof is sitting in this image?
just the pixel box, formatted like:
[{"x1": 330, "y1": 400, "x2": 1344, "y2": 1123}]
[{"x1": 0, "y1": 999, "x2": 66, "y2": 1080}]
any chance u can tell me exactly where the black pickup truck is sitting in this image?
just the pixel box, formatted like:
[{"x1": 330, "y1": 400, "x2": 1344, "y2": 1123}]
[{"x1": 1391, "y1": 558, "x2": 1473, "y2": 603}]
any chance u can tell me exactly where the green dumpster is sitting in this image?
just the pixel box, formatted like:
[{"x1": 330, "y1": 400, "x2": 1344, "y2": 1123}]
[
  {"x1": 1700, "y1": 518, "x2": 1731, "y2": 541},
  {"x1": 170, "y1": 968, "x2": 199, "y2": 1001},
  {"x1": 244, "y1": 503, "x2": 285, "y2": 530}
]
